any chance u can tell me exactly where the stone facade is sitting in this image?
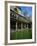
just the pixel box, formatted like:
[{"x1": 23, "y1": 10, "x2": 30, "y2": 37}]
[{"x1": 10, "y1": 6, "x2": 32, "y2": 32}]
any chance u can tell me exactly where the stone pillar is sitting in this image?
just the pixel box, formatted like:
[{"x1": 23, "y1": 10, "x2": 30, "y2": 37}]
[
  {"x1": 27, "y1": 24, "x2": 28, "y2": 29},
  {"x1": 16, "y1": 22, "x2": 17, "y2": 31},
  {"x1": 25, "y1": 24, "x2": 26, "y2": 29},
  {"x1": 21, "y1": 23, "x2": 23, "y2": 30}
]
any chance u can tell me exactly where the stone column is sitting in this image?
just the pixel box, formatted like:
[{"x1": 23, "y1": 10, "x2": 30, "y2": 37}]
[
  {"x1": 21, "y1": 23, "x2": 23, "y2": 30},
  {"x1": 27, "y1": 24, "x2": 29, "y2": 32},
  {"x1": 27, "y1": 24, "x2": 28, "y2": 29},
  {"x1": 25, "y1": 24, "x2": 26, "y2": 29},
  {"x1": 16, "y1": 22, "x2": 17, "y2": 31}
]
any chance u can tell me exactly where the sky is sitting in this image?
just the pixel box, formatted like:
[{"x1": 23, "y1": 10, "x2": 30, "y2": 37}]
[{"x1": 19, "y1": 6, "x2": 32, "y2": 17}]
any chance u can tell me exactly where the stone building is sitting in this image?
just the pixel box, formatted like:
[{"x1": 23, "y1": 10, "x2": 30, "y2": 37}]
[{"x1": 10, "y1": 6, "x2": 32, "y2": 32}]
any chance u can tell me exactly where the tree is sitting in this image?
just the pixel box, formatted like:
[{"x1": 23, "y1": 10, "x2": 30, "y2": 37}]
[{"x1": 14, "y1": 7, "x2": 18, "y2": 13}]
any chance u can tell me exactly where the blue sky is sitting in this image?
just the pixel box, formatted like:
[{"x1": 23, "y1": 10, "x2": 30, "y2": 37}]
[{"x1": 19, "y1": 6, "x2": 32, "y2": 16}]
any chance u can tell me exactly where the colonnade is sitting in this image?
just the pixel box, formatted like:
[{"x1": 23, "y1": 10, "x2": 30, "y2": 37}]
[{"x1": 16, "y1": 22, "x2": 29, "y2": 31}]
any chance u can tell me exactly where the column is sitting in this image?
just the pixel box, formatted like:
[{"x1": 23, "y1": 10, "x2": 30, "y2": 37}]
[
  {"x1": 21, "y1": 23, "x2": 23, "y2": 30},
  {"x1": 27, "y1": 24, "x2": 28, "y2": 32},
  {"x1": 27, "y1": 24, "x2": 28, "y2": 29},
  {"x1": 24, "y1": 24, "x2": 26, "y2": 29},
  {"x1": 25, "y1": 24, "x2": 26, "y2": 29},
  {"x1": 16, "y1": 22, "x2": 17, "y2": 31}
]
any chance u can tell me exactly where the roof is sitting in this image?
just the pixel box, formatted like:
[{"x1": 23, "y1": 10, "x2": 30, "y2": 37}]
[{"x1": 10, "y1": 9, "x2": 32, "y2": 23}]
